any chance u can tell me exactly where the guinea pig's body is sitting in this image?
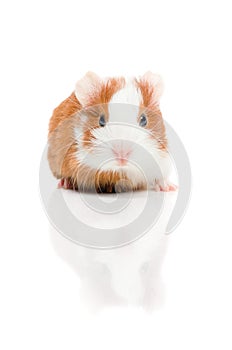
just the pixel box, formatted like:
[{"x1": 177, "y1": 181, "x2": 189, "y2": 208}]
[{"x1": 48, "y1": 72, "x2": 176, "y2": 193}]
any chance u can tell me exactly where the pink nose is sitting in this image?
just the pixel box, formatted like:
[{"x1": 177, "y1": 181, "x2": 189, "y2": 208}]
[{"x1": 112, "y1": 149, "x2": 132, "y2": 166}]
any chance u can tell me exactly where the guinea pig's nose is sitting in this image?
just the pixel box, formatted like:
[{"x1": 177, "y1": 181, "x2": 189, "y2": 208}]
[{"x1": 112, "y1": 148, "x2": 132, "y2": 166}]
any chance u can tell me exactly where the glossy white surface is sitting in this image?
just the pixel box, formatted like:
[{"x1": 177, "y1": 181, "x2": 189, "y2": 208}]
[{"x1": 1, "y1": 0, "x2": 232, "y2": 349}]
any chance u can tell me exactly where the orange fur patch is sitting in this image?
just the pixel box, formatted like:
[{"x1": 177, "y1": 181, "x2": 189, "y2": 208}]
[
  {"x1": 48, "y1": 92, "x2": 81, "y2": 136},
  {"x1": 48, "y1": 77, "x2": 132, "y2": 190},
  {"x1": 87, "y1": 77, "x2": 125, "y2": 106},
  {"x1": 136, "y1": 78, "x2": 167, "y2": 151}
]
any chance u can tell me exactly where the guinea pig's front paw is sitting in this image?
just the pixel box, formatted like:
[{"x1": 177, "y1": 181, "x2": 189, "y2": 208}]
[
  {"x1": 152, "y1": 179, "x2": 178, "y2": 192},
  {"x1": 57, "y1": 178, "x2": 77, "y2": 190}
]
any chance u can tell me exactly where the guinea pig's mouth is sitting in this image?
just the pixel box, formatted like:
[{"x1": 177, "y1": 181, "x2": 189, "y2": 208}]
[{"x1": 115, "y1": 158, "x2": 128, "y2": 166}]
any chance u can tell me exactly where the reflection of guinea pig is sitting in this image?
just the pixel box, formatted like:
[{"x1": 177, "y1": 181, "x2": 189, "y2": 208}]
[{"x1": 48, "y1": 71, "x2": 177, "y2": 193}]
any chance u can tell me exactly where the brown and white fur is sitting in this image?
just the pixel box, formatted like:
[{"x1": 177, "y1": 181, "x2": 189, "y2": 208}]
[{"x1": 47, "y1": 72, "x2": 177, "y2": 193}]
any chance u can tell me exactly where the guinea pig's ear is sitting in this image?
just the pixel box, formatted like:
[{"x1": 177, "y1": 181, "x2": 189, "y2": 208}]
[
  {"x1": 75, "y1": 71, "x2": 102, "y2": 106},
  {"x1": 140, "y1": 71, "x2": 164, "y2": 105}
]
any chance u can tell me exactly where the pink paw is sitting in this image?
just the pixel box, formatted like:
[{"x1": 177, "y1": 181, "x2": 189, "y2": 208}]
[
  {"x1": 57, "y1": 178, "x2": 76, "y2": 190},
  {"x1": 153, "y1": 180, "x2": 178, "y2": 192}
]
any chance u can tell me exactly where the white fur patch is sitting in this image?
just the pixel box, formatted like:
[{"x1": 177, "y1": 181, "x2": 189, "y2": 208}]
[
  {"x1": 74, "y1": 74, "x2": 170, "y2": 187},
  {"x1": 76, "y1": 124, "x2": 170, "y2": 186},
  {"x1": 79, "y1": 113, "x2": 88, "y2": 123},
  {"x1": 75, "y1": 71, "x2": 101, "y2": 106},
  {"x1": 110, "y1": 79, "x2": 142, "y2": 106},
  {"x1": 108, "y1": 80, "x2": 142, "y2": 125}
]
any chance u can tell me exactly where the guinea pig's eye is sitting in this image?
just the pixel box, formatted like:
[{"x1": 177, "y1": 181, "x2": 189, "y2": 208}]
[
  {"x1": 139, "y1": 113, "x2": 147, "y2": 127},
  {"x1": 99, "y1": 114, "x2": 106, "y2": 127}
]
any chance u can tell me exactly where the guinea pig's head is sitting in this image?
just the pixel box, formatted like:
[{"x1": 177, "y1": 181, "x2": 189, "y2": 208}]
[{"x1": 73, "y1": 71, "x2": 168, "y2": 186}]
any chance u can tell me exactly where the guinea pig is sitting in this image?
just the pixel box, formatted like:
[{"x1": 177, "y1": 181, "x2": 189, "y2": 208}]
[{"x1": 47, "y1": 71, "x2": 177, "y2": 193}]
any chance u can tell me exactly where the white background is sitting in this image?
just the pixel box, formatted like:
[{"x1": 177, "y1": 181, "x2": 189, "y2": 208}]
[{"x1": 1, "y1": 0, "x2": 232, "y2": 349}]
